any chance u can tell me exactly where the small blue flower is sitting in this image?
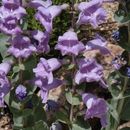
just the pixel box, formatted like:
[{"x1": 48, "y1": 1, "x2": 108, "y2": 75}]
[
  {"x1": 112, "y1": 31, "x2": 120, "y2": 42},
  {"x1": 15, "y1": 85, "x2": 27, "y2": 101},
  {"x1": 127, "y1": 67, "x2": 130, "y2": 77},
  {"x1": 45, "y1": 99, "x2": 59, "y2": 112}
]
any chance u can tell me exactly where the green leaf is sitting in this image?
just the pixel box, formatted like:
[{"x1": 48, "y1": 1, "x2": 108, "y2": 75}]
[
  {"x1": 114, "y1": 3, "x2": 130, "y2": 24},
  {"x1": 117, "y1": 26, "x2": 130, "y2": 52},
  {"x1": 13, "y1": 115, "x2": 24, "y2": 128},
  {"x1": 72, "y1": 117, "x2": 91, "y2": 130},
  {"x1": 121, "y1": 97, "x2": 130, "y2": 121},
  {"x1": 13, "y1": 66, "x2": 20, "y2": 73},
  {"x1": 108, "y1": 103, "x2": 119, "y2": 122},
  {"x1": 55, "y1": 109, "x2": 70, "y2": 124},
  {"x1": 34, "y1": 121, "x2": 48, "y2": 130},
  {"x1": 4, "y1": 90, "x2": 21, "y2": 110},
  {"x1": 22, "y1": 127, "x2": 34, "y2": 130},
  {"x1": 121, "y1": 128, "x2": 130, "y2": 130},
  {"x1": 67, "y1": 64, "x2": 75, "y2": 70},
  {"x1": 19, "y1": 64, "x2": 25, "y2": 70},
  {"x1": 23, "y1": 56, "x2": 37, "y2": 80},
  {"x1": 23, "y1": 109, "x2": 33, "y2": 117},
  {"x1": 33, "y1": 103, "x2": 46, "y2": 122},
  {"x1": 23, "y1": 114, "x2": 35, "y2": 127},
  {"x1": 65, "y1": 92, "x2": 81, "y2": 105},
  {"x1": 108, "y1": 71, "x2": 125, "y2": 98},
  {"x1": 0, "y1": 33, "x2": 9, "y2": 58}
]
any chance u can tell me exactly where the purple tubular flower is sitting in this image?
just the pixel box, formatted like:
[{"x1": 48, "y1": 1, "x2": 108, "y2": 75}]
[
  {"x1": 0, "y1": 62, "x2": 11, "y2": 107},
  {"x1": 15, "y1": 85, "x2": 27, "y2": 101},
  {"x1": 0, "y1": 71, "x2": 10, "y2": 107},
  {"x1": 1, "y1": 1, "x2": 26, "y2": 20},
  {"x1": 31, "y1": 30, "x2": 50, "y2": 53},
  {"x1": 77, "y1": 0, "x2": 107, "y2": 28},
  {"x1": 82, "y1": 93, "x2": 108, "y2": 128},
  {"x1": 55, "y1": 30, "x2": 85, "y2": 56},
  {"x1": 30, "y1": 0, "x2": 52, "y2": 8},
  {"x1": 34, "y1": 78, "x2": 62, "y2": 103},
  {"x1": 35, "y1": 5, "x2": 67, "y2": 33},
  {"x1": 75, "y1": 58, "x2": 108, "y2": 88},
  {"x1": 0, "y1": 1, "x2": 26, "y2": 35},
  {"x1": 78, "y1": 0, "x2": 103, "y2": 12},
  {"x1": 8, "y1": 35, "x2": 36, "y2": 58},
  {"x1": 0, "y1": 8, "x2": 21, "y2": 35},
  {"x1": 33, "y1": 58, "x2": 61, "y2": 84},
  {"x1": 2, "y1": 0, "x2": 21, "y2": 7},
  {"x1": 86, "y1": 35, "x2": 111, "y2": 55}
]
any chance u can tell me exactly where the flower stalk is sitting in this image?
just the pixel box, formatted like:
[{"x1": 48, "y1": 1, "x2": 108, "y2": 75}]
[
  {"x1": 111, "y1": 22, "x2": 130, "y2": 130},
  {"x1": 69, "y1": 0, "x2": 76, "y2": 123}
]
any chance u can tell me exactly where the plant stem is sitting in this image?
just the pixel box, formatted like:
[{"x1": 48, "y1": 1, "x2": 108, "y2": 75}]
[
  {"x1": 113, "y1": 78, "x2": 128, "y2": 130},
  {"x1": 69, "y1": 56, "x2": 76, "y2": 123},
  {"x1": 70, "y1": 0, "x2": 75, "y2": 29},
  {"x1": 70, "y1": 105, "x2": 74, "y2": 122},
  {"x1": 69, "y1": 0, "x2": 76, "y2": 123},
  {"x1": 18, "y1": 58, "x2": 23, "y2": 83},
  {"x1": 112, "y1": 22, "x2": 130, "y2": 130}
]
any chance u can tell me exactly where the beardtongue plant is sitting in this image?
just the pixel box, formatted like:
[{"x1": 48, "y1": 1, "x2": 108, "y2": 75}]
[{"x1": 0, "y1": 0, "x2": 130, "y2": 130}]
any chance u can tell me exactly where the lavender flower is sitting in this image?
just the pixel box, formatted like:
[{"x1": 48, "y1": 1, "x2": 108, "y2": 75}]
[
  {"x1": 0, "y1": 62, "x2": 11, "y2": 107},
  {"x1": 31, "y1": 30, "x2": 50, "y2": 53},
  {"x1": 0, "y1": 71, "x2": 10, "y2": 107},
  {"x1": 35, "y1": 4, "x2": 68, "y2": 33},
  {"x1": 86, "y1": 35, "x2": 111, "y2": 55},
  {"x1": 30, "y1": 0, "x2": 52, "y2": 8},
  {"x1": 77, "y1": 0, "x2": 107, "y2": 28},
  {"x1": 34, "y1": 78, "x2": 62, "y2": 103},
  {"x1": 0, "y1": 0, "x2": 26, "y2": 35},
  {"x1": 0, "y1": 62, "x2": 11, "y2": 75},
  {"x1": 33, "y1": 58, "x2": 61, "y2": 84},
  {"x1": 82, "y1": 93, "x2": 108, "y2": 128},
  {"x1": 2, "y1": 0, "x2": 26, "y2": 16},
  {"x1": 8, "y1": 35, "x2": 36, "y2": 58},
  {"x1": 75, "y1": 58, "x2": 108, "y2": 88},
  {"x1": 0, "y1": 8, "x2": 21, "y2": 35},
  {"x1": 55, "y1": 30, "x2": 85, "y2": 56},
  {"x1": 0, "y1": 96, "x2": 5, "y2": 107},
  {"x1": 15, "y1": 85, "x2": 27, "y2": 101}
]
